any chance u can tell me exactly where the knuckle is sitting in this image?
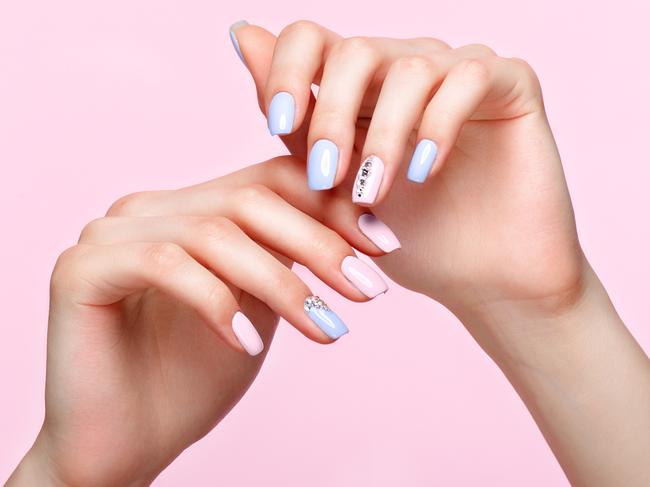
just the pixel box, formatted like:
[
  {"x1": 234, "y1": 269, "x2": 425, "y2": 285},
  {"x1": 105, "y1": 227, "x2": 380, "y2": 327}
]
[
  {"x1": 145, "y1": 242, "x2": 186, "y2": 273},
  {"x1": 281, "y1": 19, "x2": 320, "y2": 39},
  {"x1": 51, "y1": 245, "x2": 90, "y2": 290},
  {"x1": 331, "y1": 36, "x2": 376, "y2": 60},
  {"x1": 391, "y1": 55, "x2": 436, "y2": 76},
  {"x1": 106, "y1": 191, "x2": 148, "y2": 217},
  {"x1": 509, "y1": 57, "x2": 541, "y2": 89},
  {"x1": 78, "y1": 217, "x2": 105, "y2": 243},
  {"x1": 464, "y1": 43, "x2": 497, "y2": 57},
  {"x1": 235, "y1": 183, "x2": 275, "y2": 205},
  {"x1": 456, "y1": 58, "x2": 490, "y2": 82},
  {"x1": 194, "y1": 216, "x2": 239, "y2": 246}
]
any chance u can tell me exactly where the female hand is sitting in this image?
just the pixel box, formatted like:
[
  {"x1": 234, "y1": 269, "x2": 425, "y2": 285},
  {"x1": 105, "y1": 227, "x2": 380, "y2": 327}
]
[
  {"x1": 231, "y1": 23, "x2": 650, "y2": 487},
  {"x1": 8, "y1": 163, "x2": 392, "y2": 486},
  {"x1": 232, "y1": 20, "x2": 581, "y2": 332}
]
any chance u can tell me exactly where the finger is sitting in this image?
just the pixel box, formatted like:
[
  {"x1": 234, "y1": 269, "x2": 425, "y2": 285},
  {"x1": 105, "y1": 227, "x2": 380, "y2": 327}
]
[
  {"x1": 305, "y1": 37, "x2": 381, "y2": 191},
  {"x1": 264, "y1": 21, "x2": 340, "y2": 136},
  {"x1": 230, "y1": 22, "x2": 318, "y2": 159},
  {"x1": 354, "y1": 55, "x2": 443, "y2": 205},
  {"x1": 407, "y1": 56, "x2": 542, "y2": 183},
  {"x1": 79, "y1": 216, "x2": 354, "y2": 343},
  {"x1": 51, "y1": 243, "x2": 264, "y2": 355}
]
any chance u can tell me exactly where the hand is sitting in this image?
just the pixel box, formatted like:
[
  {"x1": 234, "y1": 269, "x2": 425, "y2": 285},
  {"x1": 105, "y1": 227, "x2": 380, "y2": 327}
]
[
  {"x1": 8, "y1": 163, "x2": 391, "y2": 486},
  {"x1": 231, "y1": 23, "x2": 650, "y2": 487},
  {"x1": 232, "y1": 21, "x2": 583, "y2": 342}
]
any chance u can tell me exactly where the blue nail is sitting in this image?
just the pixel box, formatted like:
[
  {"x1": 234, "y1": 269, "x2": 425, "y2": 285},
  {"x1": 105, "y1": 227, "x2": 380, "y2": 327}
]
[
  {"x1": 407, "y1": 139, "x2": 438, "y2": 183},
  {"x1": 304, "y1": 296, "x2": 349, "y2": 339},
  {"x1": 229, "y1": 20, "x2": 248, "y2": 65},
  {"x1": 268, "y1": 92, "x2": 295, "y2": 135},
  {"x1": 308, "y1": 139, "x2": 339, "y2": 190}
]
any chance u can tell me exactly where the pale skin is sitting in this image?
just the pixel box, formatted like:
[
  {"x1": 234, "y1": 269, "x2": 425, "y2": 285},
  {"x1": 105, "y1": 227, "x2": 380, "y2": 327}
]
[{"x1": 8, "y1": 20, "x2": 650, "y2": 487}]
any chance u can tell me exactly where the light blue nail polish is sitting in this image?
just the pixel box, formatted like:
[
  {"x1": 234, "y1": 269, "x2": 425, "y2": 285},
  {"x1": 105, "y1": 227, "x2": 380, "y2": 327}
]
[
  {"x1": 229, "y1": 20, "x2": 248, "y2": 65},
  {"x1": 268, "y1": 92, "x2": 295, "y2": 135},
  {"x1": 307, "y1": 139, "x2": 339, "y2": 190},
  {"x1": 304, "y1": 296, "x2": 349, "y2": 339},
  {"x1": 407, "y1": 139, "x2": 438, "y2": 183}
]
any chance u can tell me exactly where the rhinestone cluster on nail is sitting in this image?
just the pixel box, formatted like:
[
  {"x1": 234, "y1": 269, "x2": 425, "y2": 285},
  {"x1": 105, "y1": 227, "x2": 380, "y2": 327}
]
[
  {"x1": 355, "y1": 156, "x2": 375, "y2": 198},
  {"x1": 304, "y1": 295, "x2": 330, "y2": 313}
]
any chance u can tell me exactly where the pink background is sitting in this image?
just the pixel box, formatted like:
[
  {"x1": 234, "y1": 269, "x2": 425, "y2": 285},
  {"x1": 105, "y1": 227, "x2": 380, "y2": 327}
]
[{"x1": 1, "y1": 0, "x2": 649, "y2": 485}]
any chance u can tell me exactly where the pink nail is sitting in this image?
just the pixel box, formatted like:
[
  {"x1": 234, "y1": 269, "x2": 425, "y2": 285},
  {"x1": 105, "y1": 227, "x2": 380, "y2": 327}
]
[
  {"x1": 352, "y1": 155, "x2": 384, "y2": 205},
  {"x1": 357, "y1": 214, "x2": 401, "y2": 253},
  {"x1": 341, "y1": 256, "x2": 388, "y2": 298},
  {"x1": 232, "y1": 312, "x2": 264, "y2": 356}
]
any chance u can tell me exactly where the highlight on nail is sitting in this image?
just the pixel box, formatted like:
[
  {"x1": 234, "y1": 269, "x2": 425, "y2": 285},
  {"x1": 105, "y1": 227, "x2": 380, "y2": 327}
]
[
  {"x1": 232, "y1": 311, "x2": 264, "y2": 356},
  {"x1": 357, "y1": 214, "x2": 401, "y2": 253}
]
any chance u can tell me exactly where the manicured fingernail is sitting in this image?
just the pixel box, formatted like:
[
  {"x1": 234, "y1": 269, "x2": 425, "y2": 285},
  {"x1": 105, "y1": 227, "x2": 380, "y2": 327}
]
[
  {"x1": 268, "y1": 92, "x2": 295, "y2": 135},
  {"x1": 352, "y1": 155, "x2": 384, "y2": 205},
  {"x1": 407, "y1": 139, "x2": 438, "y2": 183},
  {"x1": 229, "y1": 20, "x2": 248, "y2": 65},
  {"x1": 304, "y1": 296, "x2": 348, "y2": 339},
  {"x1": 341, "y1": 256, "x2": 388, "y2": 298},
  {"x1": 232, "y1": 311, "x2": 264, "y2": 356},
  {"x1": 307, "y1": 139, "x2": 338, "y2": 190},
  {"x1": 357, "y1": 214, "x2": 401, "y2": 253}
]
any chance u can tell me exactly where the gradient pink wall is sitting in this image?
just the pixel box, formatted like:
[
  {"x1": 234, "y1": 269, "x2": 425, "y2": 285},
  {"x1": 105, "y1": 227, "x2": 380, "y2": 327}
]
[{"x1": 1, "y1": 1, "x2": 649, "y2": 485}]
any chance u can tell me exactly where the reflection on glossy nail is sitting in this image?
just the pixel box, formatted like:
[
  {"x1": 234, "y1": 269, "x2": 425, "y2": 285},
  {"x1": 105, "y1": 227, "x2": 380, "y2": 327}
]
[
  {"x1": 407, "y1": 139, "x2": 438, "y2": 183},
  {"x1": 268, "y1": 92, "x2": 295, "y2": 135},
  {"x1": 307, "y1": 139, "x2": 339, "y2": 190}
]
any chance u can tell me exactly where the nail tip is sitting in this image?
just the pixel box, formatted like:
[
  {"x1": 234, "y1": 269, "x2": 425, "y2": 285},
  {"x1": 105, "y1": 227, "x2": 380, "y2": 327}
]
[{"x1": 229, "y1": 19, "x2": 249, "y2": 32}]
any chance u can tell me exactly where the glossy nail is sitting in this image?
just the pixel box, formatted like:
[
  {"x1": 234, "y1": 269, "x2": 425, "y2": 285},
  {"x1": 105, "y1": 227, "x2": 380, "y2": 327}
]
[
  {"x1": 229, "y1": 20, "x2": 248, "y2": 65},
  {"x1": 357, "y1": 214, "x2": 401, "y2": 253},
  {"x1": 352, "y1": 155, "x2": 384, "y2": 205},
  {"x1": 268, "y1": 92, "x2": 295, "y2": 135},
  {"x1": 304, "y1": 296, "x2": 349, "y2": 339},
  {"x1": 232, "y1": 311, "x2": 264, "y2": 356},
  {"x1": 341, "y1": 256, "x2": 388, "y2": 298},
  {"x1": 407, "y1": 139, "x2": 438, "y2": 183},
  {"x1": 307, "y1": 139, "x2": 338, "y2": 190}
]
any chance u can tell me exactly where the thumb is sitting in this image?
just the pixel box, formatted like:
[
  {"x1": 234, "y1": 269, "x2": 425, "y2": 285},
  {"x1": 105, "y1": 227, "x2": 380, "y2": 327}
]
[{"x1": 229, "y1": 21, "x2": 314, "y2": 160}]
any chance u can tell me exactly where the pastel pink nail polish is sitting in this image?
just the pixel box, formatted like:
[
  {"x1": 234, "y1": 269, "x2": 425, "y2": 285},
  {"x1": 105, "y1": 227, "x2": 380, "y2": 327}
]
[
  {"x1": 357, "y1": 214, "x2": 401, "y2": 253},
  {"x1": 352, "y1": 155, "x2": 384, "y2": 205},
  {"x1": 341, "y1": 256, "x2": 388, "y2": 298},
  {"x1": 232, "y1": 312, "x2": 264, "y2": 356}
]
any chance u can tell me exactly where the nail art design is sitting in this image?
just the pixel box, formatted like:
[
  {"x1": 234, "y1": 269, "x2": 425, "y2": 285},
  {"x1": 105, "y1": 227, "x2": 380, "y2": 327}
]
[
  {"x1": 307, "y1": 139, "x2": 339, "y2": 190},
  {"x1": 268, "y1": 91, "x2": 295, "y2": 135},
  {"x1": 228, "y1": 20, "x2": 248, "y2": 65},
  {"x1": 353, "y1": 155, "x2": 384, "y2": 205},
  {"x1": 341, "y1": 256, "x2": 388, "y2": 298},
  {"x1": 232, "y1": 311, "x2": 264, "y2": 356},
  {"x1": 304, "y1": 296, "x2": 349, "y2": 339},
  {"x1": 407, "y1": 139, "x2": 438, "y2": 183},
  {"x1": 357, "y1": 214, "x2": 401, "y2": 253}
]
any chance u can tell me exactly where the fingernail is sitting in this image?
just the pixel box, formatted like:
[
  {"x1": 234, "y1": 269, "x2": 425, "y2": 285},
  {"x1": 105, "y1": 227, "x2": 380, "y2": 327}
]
[
  {"x1": 353, "y1": 155, "x2": 384, "y2": 205},
  {"x1": 341, "y1": 256, "x2": 388, "y2": 298},
  {"x1": 407, "y1": 139, "x2": 438, "y2": 183},
  {"x1": 304, "y1": 296, "x2": 349, "y2": 339},
  {"x1": 357, "y1": 214, "x2": 401, "y2": 253},
  {"x1": 268, "y1": 92, "x2": 295, "y2": 135},
  {"x1": 229, "y1": 20, "x2": 248, "y2": 65},
  {"x1": 307, "y1": 139, "x2": 339, "y2": 190},
  {"x1": 232, "y1": 311, "x2": 264, "y2": 356}
]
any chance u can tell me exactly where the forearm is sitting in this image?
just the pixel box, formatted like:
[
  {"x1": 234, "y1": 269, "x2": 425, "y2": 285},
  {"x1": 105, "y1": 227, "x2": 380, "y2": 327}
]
[{"x1": 452, "y1": 264, "x2": 650, "y2": 487}]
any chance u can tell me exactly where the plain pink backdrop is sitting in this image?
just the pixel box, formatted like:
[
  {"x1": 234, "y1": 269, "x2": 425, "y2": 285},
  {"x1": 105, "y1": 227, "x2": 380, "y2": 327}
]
[{"x1": 1, "y1": 0, "x2": 649, "y2": 485}]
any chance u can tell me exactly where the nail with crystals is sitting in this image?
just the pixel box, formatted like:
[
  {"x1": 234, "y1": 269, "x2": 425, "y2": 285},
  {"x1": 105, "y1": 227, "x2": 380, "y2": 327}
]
[
  {"x1": 357, "y1": 214, "x2": 401, "y2": 253},
  {"x1": 352, "y1": 155, "x2": 384, "y2": 205},
  {"x1": 304, "y1": 296, "x2": 349, "y2": 339}
]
